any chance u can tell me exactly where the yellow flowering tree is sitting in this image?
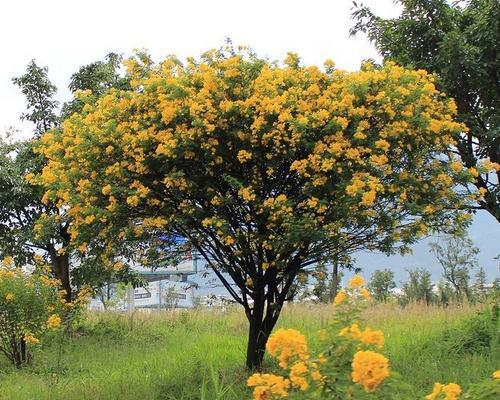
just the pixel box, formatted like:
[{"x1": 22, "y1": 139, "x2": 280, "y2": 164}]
[
  {"x1": 37, "y1": 47, "x2": 471, "y2": 369},
  {"x1": 0, "y1": 257, "x2": 63, "y2": 367}
]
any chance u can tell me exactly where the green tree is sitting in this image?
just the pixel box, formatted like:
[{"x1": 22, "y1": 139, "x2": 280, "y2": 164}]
[
  {"x1": 309, "y1": 255, "x2": 358, "y2": 303},
  {"x1": 0, "y1": 56, "x2": 134, "y2": 301},
  {"x1": 61, "y1": 53, "x2": 130, "y2": 119},
  {"x1": 37, "y1": 48, "x2": 470, "y2": 369},
  {"x1": 429, "y1": 234, "x2": 479, "y2": 300},
  {"x1": 400, "y1": 268, "x2": 435, "y2": 305},
  {"x1": 473, "y1": 266, "x2": 488, "y2": 300},
  {"x1": 1, "y1": 61, "x2": 73, "y2": 300},
  {"x1": 368, "y1": 269, "x2": 396, "y2": 302},
  {"x1": 12, "y1": 60, "x2": 59, "y2": 136},
  {"x1": 436, "y1": 280, "x2": 454, "y2": 307},
  {"x1": 351, "y1": 0, "x2": 500, "y2": 222}
]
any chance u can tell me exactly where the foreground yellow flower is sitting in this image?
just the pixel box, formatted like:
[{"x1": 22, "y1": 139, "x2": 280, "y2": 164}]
[
  {"x1": 426, "y1": 383, "x2": 443, "y2": 400},
  {"x1": 247, "y1": 373, "x2": 290, "y2": 400},
  {"x1": 493, "y1": 370, "x2": 500, "y2": 380},
  {"x1": 426, "y1": 382, "x2": 462, "y2": 400},
  {"x1": 348, "y1": 275, "x2": 365, "y2": 289},
  {"x1": 442, "y1": 383, "x2": 462, "y2": 400},
  {"x1": 351, "y1": 350, "x2": 390, "y2": 392},
  {"x1": 360, "y1": 327, "x2": 384, "y2": 349},
  {"x1": 289, "y1": 361, "x2": 309, "y2": 391},
  {"x1": 266, "y1": 329, "x2": 309, "y2": 369}
]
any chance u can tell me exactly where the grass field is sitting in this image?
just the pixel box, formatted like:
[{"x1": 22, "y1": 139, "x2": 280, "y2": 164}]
[{"x1": 0, "y1": 302, "x2": 498, "y2": 399}]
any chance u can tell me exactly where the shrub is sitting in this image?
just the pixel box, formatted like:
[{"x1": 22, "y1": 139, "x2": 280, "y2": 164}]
[
  {"x1": 442, "y1": 306, "x2": 499, "y2": 355},
  {"x1": 0, "y1": 256, "x2": 64, "y2": 366}
]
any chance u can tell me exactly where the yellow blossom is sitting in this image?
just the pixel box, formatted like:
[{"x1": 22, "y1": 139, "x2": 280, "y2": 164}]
[
  {"x1": 426, "y1": 383, "x2": 444, "y2": 400},
  {"x1": 247, "y1": 373, "x2": 290, "y2": 400},
  {"x1": 266, "y1": 328, "x2": 309, "y2": 369},
  {"x1": 24, "y1": 334, "x2": 40, "y2": 345},
  {"x1": 442, "y1": 383, "x2": 462, "y2": 400},
  {"x1": 425, "y1": 382, "x2": 462, "y2": 400},
  {"x1": 237, "y1": 150, "x2": 252, "y2": 163},
  {"x1": 333, "y1": 290, "x2": 347, "y2": 305},
  {"x1": 47, "y1": 314, "x2": 62, "y2": 330},
  {"x1": 239, "y1": 187, "x2": 256, "y2": 202},
  {"x1": 289, "y1": 361, "x2": 309, "y2": 391},
  {"x1": 348, "y1": 275, "x2": 365, "y2": 289},
  {"x1": 351, "y1": 350, "x2": 390, "y2": 392}
]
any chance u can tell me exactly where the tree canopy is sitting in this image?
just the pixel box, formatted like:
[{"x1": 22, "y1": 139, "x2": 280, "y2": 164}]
[
  {"x1": 36, "y1": 48, "x2": 471, "y2": 368},
  {"x1": 351, "y1": 0, "x2": 500, "y2": 221}
]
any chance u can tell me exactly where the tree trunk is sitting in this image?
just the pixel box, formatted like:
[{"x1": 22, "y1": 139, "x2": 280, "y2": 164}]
[
  {"x1": 50, "y1": 249, "x2": 72, "y2": 302},
  {"x1": 329, "y1": 258, "x2": 340, "y2": 302},
  {"x1": 245, "y1": 302, "x2": 281, "y2": 370},
  {"x1": 19, "y1": 337, "x2": 27, "y2": 364},
  {"x1": 12, "y1": 337, "x2": 27, "y2": 368}
]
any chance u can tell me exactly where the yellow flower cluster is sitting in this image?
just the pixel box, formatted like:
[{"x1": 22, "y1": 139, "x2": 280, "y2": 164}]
[
  {"x1": 247, "y1": 373, "x2": 290, "y2": 400},
  {"x1": 266, "y1": 328, "x2": 309, "y2": 369},
  {"x1": 348, "y1": 275, "x2": 365, "y2": 288},
  {"x1": 351, "y1": 350, "x2": 390, "y2": 392},
  {"x1": 333, "y1": 275, "x2": 371, "y2": 305},
  {"x1": 46, "y1": 314, "x2": 62, "y2": 330},
  {"x1": 339, "y1": 324, "x2": 384, "y2": 349},
  {"x1": 333, "y1": 290, "x2": 347, "y2": 305},
  {"x1": 425, "y1": 382, "x2": 462, "y2": 400},
  {"x1": 23, "y1": 333, "x2": 40, "y2": 345}
]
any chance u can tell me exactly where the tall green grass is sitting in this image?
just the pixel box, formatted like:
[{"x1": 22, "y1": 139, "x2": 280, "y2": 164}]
[{"x1": 0, "y1": 303, "x2": 497, "y2": 399}]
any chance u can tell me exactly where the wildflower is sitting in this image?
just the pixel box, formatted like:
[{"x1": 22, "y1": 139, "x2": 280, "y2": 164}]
[
  {"x1": 348, "y1": 275, "x2": 365, "y2": 289},
  {"x1": 266, "y1": 329, "x2": 309, "y2": 369},
  {"x1": 5, "y1": 293, "x2": 15, "y2": 301},
  {"x1": 426, "y1": 383, "x2": 443, "y2": 400},
  {"x1": 361, "y1": 190, "x2": 377, "y2": 206},
  {"x1": 46, "y1": 314, "x2": 62, "y2": 330},
  {"x1": 493, "y1": 370, "x2": 500, "y2": 380},
  {"x1": 247, "y1": 373, "x2": 290, "y2": 400},
  {"x1": 360, "y1": 327, "x2": 384, "y2": 349},
  {"x1": 442, "y1": 383, "x2": 461, "y2": 400},
  {"x1": 24, "y1": 334, "x2": 40, "y2": 345},
  {"x1": 425, "y1": 382, "x2": 462, "y2": 400},
  {"x1": 289, "y1": 361, "x2": 309, "y2": 391},
  {"x1": 351, "y1": 350, "x2": 390, "y2": 392},
  {"x1": 340, "y1": 323, "x2": 362, "y2": 340},
  {"x1": 310, "y1": 369, "x2": 323, "y2": 382},
  {"x1": 333, "y1": 290, "x2": 347, "y2": 305}
]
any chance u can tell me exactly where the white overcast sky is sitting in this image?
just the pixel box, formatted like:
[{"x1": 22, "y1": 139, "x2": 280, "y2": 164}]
[{"x1": 0, "y1": 0, "x2": 498, "y2": 281}]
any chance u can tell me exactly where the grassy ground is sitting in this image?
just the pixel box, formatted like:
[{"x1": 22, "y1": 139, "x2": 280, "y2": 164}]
[{"x1": 0, "y1": 302, "x2": 497, "y2": 399}]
